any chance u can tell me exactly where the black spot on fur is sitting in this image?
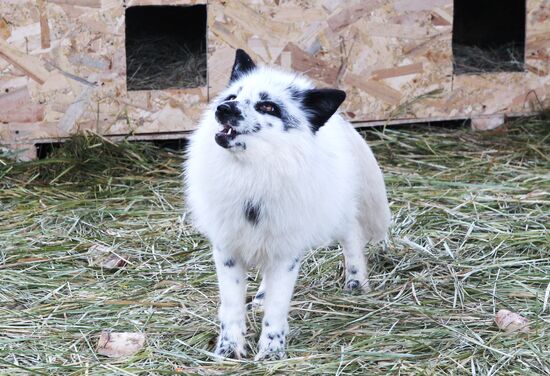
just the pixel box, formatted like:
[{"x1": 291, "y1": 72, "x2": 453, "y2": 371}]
[
  {"x1": 224, "y1": 258, "x2": 235, "y2": 267},
  {"x1": 255, "y1": 291, "x2": 265, "y2": 300},
  {"x1": 253, "y1": 123, "x2": 262, "y2": 132},
  {"x1": 268, "y1": 334, "x2": 274, "y2": 340},
  {"x1": 349, "y1": 266, "x2": 358, "y2": 275},
  {"x1": 244, "y1": 201, "x2": 260, "y2": 225},
  {"x1": 288, "y1": 256, "x2": 300, "y2": 272},
  {"x1": 229, "y1": 49, "x2": 256, "y2": 83},
  {"x1": 301, "y1": 88, "x2": 346, "y2": 132},
  {"x1": 282, "y1": 113, "x2": 299, "y2": 131},
  {"x1": 264, "y1": 320, "x2": 269, "y2": 327},
  {"x1": 259, "y1": 92, "x2": 270, "y2": 101}
]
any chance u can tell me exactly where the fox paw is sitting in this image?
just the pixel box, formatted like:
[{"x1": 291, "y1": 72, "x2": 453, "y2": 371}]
[
  {"x1": 344, "y1": 279, "x2": 370, "y2": 293},
  {"x1": 214, "y1": 325, "x2": 247, "y2": 360},
  {"x1": 255, "y1": 330, "x2": 286, "y2": 361}
]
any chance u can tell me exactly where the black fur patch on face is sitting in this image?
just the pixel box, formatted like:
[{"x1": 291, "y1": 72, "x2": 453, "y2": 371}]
[
  {"x1": 298, "y1": 88, "x2": 346, "y2": 133},
  {"x1": 216, "y1": 101, "x2": 243, "y2": 126},
  {"x1": 229, "y1": 49, "x2": 256, "y2": 84},
  {"x1": 244, "y1": 201, "x2": 260, "y2": 225},
  {"x1": 259, "y1": 92, "x2": 270, "y2": 101}
]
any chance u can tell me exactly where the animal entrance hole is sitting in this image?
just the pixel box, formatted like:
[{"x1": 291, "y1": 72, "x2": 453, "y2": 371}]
[
  {"x1": 452, "y1": 0, "x2": 526, "y2": 74},
  {"x1": 125, "y1": 5, "x2": 207, "y2": 91}
]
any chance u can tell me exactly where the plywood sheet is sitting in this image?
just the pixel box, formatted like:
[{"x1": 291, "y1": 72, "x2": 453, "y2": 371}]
[{"x1": 0, "y1": 0, "x2": 548, "y2": 150}]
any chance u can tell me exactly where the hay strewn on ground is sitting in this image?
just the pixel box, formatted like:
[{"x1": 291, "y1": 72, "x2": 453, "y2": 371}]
[{"x1": 1, "y1": 119, "x2": 549, "y2": 375}]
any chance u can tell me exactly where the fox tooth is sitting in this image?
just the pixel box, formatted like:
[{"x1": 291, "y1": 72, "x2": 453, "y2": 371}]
[{"x1": 228, "y1": 128, "x2": 233, "y2": 135}]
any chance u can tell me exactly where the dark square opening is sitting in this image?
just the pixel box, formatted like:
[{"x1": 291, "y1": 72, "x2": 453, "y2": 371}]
[
  {"x1": 452, "y1": 0, "x2": 526, "y2": 74},
  {"x1": 125, "y1": 5, "x2": 207, "y2": 91}
]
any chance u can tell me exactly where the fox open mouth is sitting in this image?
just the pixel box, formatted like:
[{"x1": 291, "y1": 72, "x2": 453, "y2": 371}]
[{"x1": 215, "y1": 123, "x2": 239, "y2": 148}]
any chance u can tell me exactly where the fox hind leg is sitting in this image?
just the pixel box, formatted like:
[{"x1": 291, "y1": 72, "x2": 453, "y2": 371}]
[{"x1": 340, "y1": 231, "x2": 370, "y2": 293}]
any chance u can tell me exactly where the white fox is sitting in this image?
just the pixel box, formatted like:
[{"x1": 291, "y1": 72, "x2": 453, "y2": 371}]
[{"x1": 185, "y1": 49, "x2": 390, "y2": 360}]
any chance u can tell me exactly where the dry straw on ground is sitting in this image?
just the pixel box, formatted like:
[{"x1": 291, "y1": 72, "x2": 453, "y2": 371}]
[{"x1": 1, "y1": 117, "x2": 549, "y2": 374}]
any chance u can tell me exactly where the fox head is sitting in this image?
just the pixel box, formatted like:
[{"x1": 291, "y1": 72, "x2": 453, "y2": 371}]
[{"x1": 211, "y1": 49, "x2": 346, "y2": 151}]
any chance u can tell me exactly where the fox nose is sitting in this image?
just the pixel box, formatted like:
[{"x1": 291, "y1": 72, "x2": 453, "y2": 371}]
[
  {"x1": 216, "y1": 101, "x2": 242, "y2": 123},
  {"x1": 216, "y1": 103, "x2": 233, "y2": 115}
]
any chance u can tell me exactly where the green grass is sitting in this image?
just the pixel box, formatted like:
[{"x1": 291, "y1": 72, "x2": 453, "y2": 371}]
[{"x1": 1, "y1": 119, "x2": 549, "y2": 375}]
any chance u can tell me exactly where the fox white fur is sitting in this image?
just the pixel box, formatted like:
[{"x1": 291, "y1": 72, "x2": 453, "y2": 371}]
[{"x1": 184, "y1": 50, "x2": 390, "y2": 360}]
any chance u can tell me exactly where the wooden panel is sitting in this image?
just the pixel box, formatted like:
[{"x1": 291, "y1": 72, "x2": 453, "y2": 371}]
[
  {"x1": 0, "y1": 0, "x2": 207, "y2": 146},
  {"x1": 0, "y1": 0, "x2": 549, "y2": 151},
  {"x1": 208, "y1": 0, "x2": 550, "y2": 122}
]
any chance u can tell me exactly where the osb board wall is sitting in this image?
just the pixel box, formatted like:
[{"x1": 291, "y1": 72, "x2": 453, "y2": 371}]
[
  {"x1": 1, "y1": 0, "x2": 549, "y2": 148},
  {"x1": 0, "y1": 0, "x2": 207, "y2": 146},
  {"x1": 208, "y1": 0, "x2": 550, "y2": 121}
]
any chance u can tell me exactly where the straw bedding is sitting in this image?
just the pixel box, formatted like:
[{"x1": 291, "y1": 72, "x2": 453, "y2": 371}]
[{"x1": 1, "y1": 118, "x2": 549, "y2": 375}]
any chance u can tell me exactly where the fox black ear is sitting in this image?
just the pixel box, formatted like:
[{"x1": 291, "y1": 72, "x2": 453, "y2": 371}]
[
  {"x1": 229, "y1": 49, "x2": 256, "y2": 83},
  {"x1": 301, "y1": 89, "x2": 346, "y2": 132}
]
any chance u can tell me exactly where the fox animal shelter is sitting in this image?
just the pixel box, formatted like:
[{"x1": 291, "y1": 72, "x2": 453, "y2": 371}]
[{"x1": 0, "y1": 0, "x2": 549, "y2": 159}]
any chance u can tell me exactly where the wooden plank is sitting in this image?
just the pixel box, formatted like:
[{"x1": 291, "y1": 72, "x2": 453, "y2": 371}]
[
  {"x1": 279, "y1": 42, "x2": 339, "y2": 86},
  {"x1": 431, "y1": 7, "x2": 452, "y2": 26},
  {"x1": 37, "y1": 0, "x2": 51, "y2": 49},
  {"x1": 47, "y1": 0, "x2": 101, "y2": 7},
  {"x1": 0, "y1": 38, "x2": 50, "y2": 84},
  {"x1": 327, "y1": 0, "x2": 385, "y2": 32},
  {"x1": 372, "y1": 63, "x2": 424, "y2": 80},
  {"x1": 223, "y1": 0, "x2": 290, "y2": 39},
  {"x1": 58, "y1": 86, "x2": 94, "y2": 132},
  {"x1": 0, "y1": 87, "x2": 44, "y2": 123},
  {"x1": 393, "y1": 0, "x2": 451, "y2": 12},
  {"x1": 0, "y1": 18, "x2": 10, "y2": 40},
  {"x1": 210, "y1": 22, "x2": 261, "y2": 61},
  {"x1": 344, "y1": 73, "x2": 402, "y2": 105}
]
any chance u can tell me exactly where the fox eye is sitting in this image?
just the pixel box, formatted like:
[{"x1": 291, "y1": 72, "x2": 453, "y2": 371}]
[
  {"x1": 225, "y1": 94, "x2": 237, "y2": 101},
  {"x1": 260, "y1": 103, "x2": 274, "y2": 112},
  {"x1": 255, "y1": 101, "x2": 281, "y2": 117}
]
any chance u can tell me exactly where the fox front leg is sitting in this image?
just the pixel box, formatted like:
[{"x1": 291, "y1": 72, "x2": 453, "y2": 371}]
[
  {"x1": 212, "y1": 247, "x2": 248, "y2": 359},
  {"x1": 255, "y1": 256, "x2": 300, "y2": 360}
]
